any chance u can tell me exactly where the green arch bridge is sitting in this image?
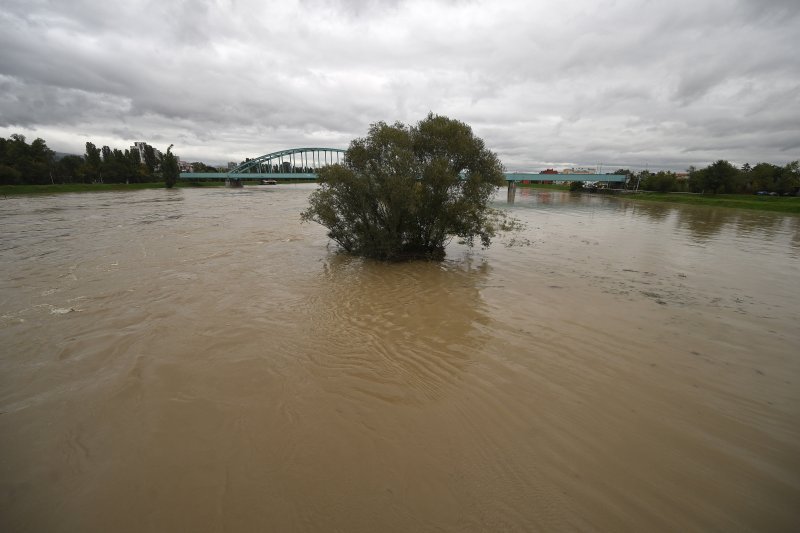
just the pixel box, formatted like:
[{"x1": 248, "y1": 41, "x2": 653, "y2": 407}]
[{"x1": 179, "y1": 147, "x2": 626, "y2": 186}]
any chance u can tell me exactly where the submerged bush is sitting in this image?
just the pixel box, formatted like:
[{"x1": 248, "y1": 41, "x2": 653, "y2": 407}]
[{"x1": 302, "y1": 114, "x2": 507, "y2": 260}]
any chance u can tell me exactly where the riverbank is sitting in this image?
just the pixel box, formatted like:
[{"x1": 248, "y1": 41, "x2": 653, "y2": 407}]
[
  {"x1": 5, "y1": 182, "x2": 799, "y2": 214},
  {"x1": 0, "y1": 181, "x2": 229, "y2": 195},
  {"x1": 518, "y1": 183, "x2": 799, "y2": 214},
  {"x1": 616, "y1": 191, "x2": 800, "y2": 214}
]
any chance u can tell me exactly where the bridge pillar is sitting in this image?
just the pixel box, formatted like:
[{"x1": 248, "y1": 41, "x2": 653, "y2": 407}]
[
  {"x1": 225, "y1": 178, "x2": 243, "y2": 188},
  {"x1": 507, "y1": 180, "x2": 516, "y2": 203}
]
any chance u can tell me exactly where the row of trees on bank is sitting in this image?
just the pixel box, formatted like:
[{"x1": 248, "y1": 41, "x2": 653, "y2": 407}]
[
  {"x1": 3, "y1": 133, "x2": 798, "y2": 195},
  {"x1": 0, "y1": 135, "x2": 181, "y2": 187},
  {"x1": 623, "y1": 160, "x2": 800, "y2": 195}
]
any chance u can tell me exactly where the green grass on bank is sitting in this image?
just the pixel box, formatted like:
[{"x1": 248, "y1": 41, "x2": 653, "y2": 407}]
[
  {"x1": 0, "y1": 181, "x2": 230, "y2": 195},
  {"x1": 518, "y1": 183, "x2": 799, "y2": 214},
  {"x1": 618, "y1": 192, "x2": 800, "y2": 214}
]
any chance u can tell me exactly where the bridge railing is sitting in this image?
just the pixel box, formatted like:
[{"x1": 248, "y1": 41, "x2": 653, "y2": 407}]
[
  {"x1": 179, "y1": 172, "x2": 317, "y2": 180},
  {"x1": 503, "y1": 173, "x2": 627, "y2": 182}
]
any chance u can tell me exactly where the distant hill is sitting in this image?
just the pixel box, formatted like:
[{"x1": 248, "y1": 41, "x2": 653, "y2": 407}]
[{"x1": 54, "y1": 151, "x2": 81, "y2": 160}]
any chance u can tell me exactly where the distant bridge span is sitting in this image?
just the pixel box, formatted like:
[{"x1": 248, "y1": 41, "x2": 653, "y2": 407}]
[
  {"x1": 503, "y1": 173, "x2": 626, "y2": 183},
  {"x1": 180, "y1": 147, "x2": 346, "y2": 183},
  {"x1": 229, "y1": 147, "x2": 347, "y2": 175},
  {"x1": 179, "y1": 147, "x2": 627, "y2": 186}
]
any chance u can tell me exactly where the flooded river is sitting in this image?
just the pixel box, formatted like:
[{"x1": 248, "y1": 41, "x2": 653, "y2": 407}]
[{"x1": 1, "y1": 185, "x2": 799, "y2": 532}]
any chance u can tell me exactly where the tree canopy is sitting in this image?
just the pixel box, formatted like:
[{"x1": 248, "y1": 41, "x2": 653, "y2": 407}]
[
  {"x1": 619, "y1": 161, "x2": 800, "y2": 195},
  {"x1": 0, "y1": 134, "x2": 54, "y2": 185},
  {"x1": 302, "y1": 114, "x2": 506, "y2": 261},
  {"x1": 160, "y1": 144, "x2": 179, "y2": 188}
]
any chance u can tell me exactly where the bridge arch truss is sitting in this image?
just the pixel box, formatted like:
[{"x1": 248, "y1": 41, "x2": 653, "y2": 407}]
[{"x1": 230, "y1": 147, "x2": 346, "y2": 174}]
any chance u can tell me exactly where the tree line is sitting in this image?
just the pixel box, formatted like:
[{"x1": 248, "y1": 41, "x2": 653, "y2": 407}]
[
  {"x1": 4, "y1": 133, "x2": 797, "y2": 195},
  {"x1": 622, "y1": 160, "x2": 800, "y2": 195},
  {"x1": 0, "y1": 135, "x2": 181, "y2": 187}
]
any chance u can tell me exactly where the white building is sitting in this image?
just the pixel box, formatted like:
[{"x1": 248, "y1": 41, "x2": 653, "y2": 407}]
[
  {"x1": 130, "y1": 142, "x2": 163, "y2": 164},
  {"x1": 561, "y1": 167, "x2": 596, "y2": 175}
]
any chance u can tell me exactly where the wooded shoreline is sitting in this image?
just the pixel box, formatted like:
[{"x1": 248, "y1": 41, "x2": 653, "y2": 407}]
[{"x1": 3, "y1": 181, "x2": 798, "y2": 214}]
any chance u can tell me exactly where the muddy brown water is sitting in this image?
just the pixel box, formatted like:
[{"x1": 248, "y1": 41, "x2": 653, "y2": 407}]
[{"x1": 1, "y1": 185, "x2": 799, "y2": 532}]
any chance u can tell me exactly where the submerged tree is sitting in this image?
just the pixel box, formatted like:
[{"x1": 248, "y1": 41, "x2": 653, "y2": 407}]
[{"x1": 302, "y1": 113, "x2": 507, "y2": 260}]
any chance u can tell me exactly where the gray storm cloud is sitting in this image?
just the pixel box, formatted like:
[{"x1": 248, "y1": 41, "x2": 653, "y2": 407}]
[{"x1": 0, "y1": 0, "x2": 798, "y2": 170}]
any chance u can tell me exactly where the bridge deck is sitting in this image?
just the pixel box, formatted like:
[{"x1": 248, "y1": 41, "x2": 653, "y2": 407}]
[
  {"x1": 179, "y1": 172, "x2": 626, "y2": 183},
  {"x1": 180, "y1": 172, "x2": 316, "y2": 180},
  {"x1": 504, "y1": 173, "x2": 626, "y2": 182}
]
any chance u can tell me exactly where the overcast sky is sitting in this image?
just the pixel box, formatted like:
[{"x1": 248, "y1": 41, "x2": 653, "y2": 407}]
[{"x1": 1, "y1": 0, "x2": 798, "y2": 171}]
